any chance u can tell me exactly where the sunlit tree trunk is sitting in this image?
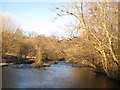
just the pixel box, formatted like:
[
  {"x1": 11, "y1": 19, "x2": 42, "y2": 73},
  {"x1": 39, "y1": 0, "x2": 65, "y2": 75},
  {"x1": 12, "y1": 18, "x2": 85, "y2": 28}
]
[{"x1": 35, "y1": 44, "x2": 43, "y2": 66}]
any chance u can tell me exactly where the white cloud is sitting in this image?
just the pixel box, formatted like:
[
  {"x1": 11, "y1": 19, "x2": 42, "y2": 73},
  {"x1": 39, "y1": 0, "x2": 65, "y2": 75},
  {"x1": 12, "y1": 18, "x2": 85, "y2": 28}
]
[{"x1": 21, "y1": 19, "x2": 70, "y2": 36}]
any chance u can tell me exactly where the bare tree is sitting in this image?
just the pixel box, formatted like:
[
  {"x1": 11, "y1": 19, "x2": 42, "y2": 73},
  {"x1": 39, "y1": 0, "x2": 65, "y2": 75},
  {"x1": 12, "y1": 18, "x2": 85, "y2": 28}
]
[{"x1": 54, "y1": 1, "x2": 120, "y2": 78}]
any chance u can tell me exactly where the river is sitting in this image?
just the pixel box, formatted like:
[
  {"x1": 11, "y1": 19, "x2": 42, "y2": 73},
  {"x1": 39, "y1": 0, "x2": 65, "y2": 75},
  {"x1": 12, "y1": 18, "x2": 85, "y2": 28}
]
[{"x1": 2, "y1": 61, "x2": 120, "y2": 88}]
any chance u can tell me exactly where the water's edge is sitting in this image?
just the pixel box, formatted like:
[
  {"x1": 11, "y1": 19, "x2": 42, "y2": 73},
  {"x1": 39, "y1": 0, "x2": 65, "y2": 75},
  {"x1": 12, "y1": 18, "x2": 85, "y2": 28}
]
[{"x1": 2, "y1": 61, "x2": 120, "y2": 88}]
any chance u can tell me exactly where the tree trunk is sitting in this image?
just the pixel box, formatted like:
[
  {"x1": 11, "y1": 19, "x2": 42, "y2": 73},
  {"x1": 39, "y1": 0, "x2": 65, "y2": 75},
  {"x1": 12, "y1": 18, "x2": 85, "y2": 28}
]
[{"x1": 34, "y1": 44, "x2": 43, "y2": 67}]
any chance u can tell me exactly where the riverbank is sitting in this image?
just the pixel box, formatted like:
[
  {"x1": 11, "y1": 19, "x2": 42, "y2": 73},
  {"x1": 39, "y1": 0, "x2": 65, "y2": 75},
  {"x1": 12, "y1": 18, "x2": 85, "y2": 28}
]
[{"x1": 1, "y1": 55, "x2": 89, "y2": 67}]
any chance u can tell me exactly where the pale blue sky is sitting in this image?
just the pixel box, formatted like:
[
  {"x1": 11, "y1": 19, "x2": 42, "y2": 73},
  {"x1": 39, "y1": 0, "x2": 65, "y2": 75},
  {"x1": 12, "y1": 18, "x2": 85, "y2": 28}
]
[
  {"x1": 0, "y1": 2, "x2": 74, "y2": 36},
  {"x1": 1, "y1": 2, "x2": 54, "y2": 24}
]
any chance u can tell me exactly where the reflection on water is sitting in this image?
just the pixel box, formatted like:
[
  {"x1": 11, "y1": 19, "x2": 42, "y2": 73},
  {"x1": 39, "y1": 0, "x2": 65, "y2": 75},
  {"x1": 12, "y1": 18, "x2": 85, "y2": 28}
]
[{"x1": 2, "y1": 61, "x2": 120, "y2": 88}]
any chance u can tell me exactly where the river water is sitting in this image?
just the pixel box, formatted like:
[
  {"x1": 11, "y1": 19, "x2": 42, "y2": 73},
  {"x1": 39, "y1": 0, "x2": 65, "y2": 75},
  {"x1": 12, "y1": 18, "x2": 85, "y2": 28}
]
[{"x1": 2, "y1": 61, "x2": 120, "y2": 88}]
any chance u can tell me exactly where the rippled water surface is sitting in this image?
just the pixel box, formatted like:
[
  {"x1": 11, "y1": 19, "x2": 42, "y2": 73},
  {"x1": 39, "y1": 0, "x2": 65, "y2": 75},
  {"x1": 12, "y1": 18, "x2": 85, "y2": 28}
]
[{"x1": 2, "y1": 61, "x2": 120, "y2": 88}]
